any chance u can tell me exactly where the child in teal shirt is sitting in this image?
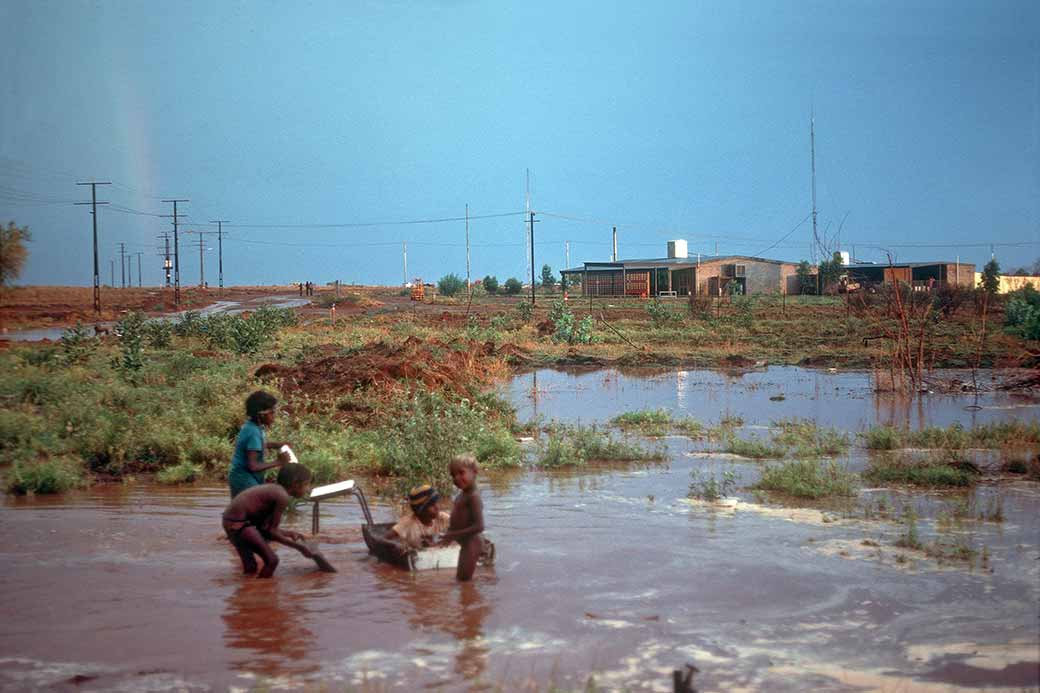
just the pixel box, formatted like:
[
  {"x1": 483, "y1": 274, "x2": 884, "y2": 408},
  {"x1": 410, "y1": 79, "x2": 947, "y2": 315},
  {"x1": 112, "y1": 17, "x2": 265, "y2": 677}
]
[{"x1": 229, "y1": 390, "x2": 292, "y2": 498}]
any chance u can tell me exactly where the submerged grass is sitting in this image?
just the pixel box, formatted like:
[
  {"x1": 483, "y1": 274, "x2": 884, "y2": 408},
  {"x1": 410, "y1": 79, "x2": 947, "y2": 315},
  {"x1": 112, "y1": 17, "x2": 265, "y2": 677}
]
[
  {"x1": 864, "y1": 453, "x2": 979, "y2": 487},
  {"x1": 861, "y1": 421, "x2": 1040, "y2": 450},
  {"x1": 609, "y1": 409, "x2": 709, "y2": 438},
  {"x1": 538, "y1": 424, "x2": 665, "y2": 468},
  {"x1": 753, "y1": 459, "x2": 858, "y2": 499}
]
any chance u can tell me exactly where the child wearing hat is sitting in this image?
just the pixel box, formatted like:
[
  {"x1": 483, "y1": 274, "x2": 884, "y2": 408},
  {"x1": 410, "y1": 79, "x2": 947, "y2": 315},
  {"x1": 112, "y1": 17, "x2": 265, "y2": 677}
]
[{"x1": 385, "y1": 484, "x2": 451, "y2": 549}]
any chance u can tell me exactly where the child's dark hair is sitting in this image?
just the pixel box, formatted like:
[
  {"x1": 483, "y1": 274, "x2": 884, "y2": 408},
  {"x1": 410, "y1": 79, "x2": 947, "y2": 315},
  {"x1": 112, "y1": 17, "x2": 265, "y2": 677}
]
[
  {"x1": 245, "y1": 390, "x2": 278, "y2": 422},
  {"x1": 277, "y1": 464, "x2": 311, "y2": 488}
]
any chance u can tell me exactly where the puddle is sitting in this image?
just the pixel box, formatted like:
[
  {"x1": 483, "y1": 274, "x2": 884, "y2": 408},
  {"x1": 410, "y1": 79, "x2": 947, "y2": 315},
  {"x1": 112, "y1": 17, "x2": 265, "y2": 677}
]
[
  {"x1": 507, "y1": 366, "x2": 1040, "y2": 429},
  {"x1": 1, "y1": 367, "x2": 1038, "y2": 690}
]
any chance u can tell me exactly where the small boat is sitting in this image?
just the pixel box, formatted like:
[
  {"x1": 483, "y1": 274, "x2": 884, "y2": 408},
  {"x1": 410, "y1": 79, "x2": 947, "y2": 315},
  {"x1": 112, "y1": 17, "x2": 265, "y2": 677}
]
[
  {"x1": 311, "y1": 478, "x2": 493, "y2": 572},
  {"x1": 362, "y1": 522, "x2": 463, "y2": 571}
]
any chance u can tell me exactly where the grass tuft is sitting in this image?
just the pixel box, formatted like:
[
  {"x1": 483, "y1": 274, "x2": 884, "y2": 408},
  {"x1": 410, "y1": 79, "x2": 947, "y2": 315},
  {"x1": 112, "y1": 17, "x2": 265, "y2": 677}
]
[{"x1": 753, "y1": 459, "x2": 858, "y2": 499}]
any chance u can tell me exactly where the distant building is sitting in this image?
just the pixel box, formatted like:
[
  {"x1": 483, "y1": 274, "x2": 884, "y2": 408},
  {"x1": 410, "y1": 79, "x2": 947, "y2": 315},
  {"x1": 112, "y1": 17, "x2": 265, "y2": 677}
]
[
  {"x1": 560, "y1": 244, "x2": 802, "y2": 297},
  {"x1": 846, "y1": 261, "x2": 975, "y2": 289},
  {"x1": 974, "y1": 273, "x2": 1040, "y2": 293}
]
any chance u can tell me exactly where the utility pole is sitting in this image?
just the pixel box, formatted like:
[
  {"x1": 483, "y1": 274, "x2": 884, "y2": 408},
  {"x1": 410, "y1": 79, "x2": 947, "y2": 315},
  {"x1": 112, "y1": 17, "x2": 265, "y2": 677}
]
[
  {"x1": 565, "y1": 240, "x2": 570, "y2": 269},
  {"x1": 188, "y1": 230, "x2": 218, "y2": 287},
  {"x1": 465, "y1": 204, "x2": 471, "y2": 296},
  {"x1": 75, "y1": 181, "x2": 111, "y2": 317},
  {"x1": 402, "y1": 241, "x2": 408, "y2": 285},
  {"x1": 161, "y1": 199, "x2": 189, "y2": 305},
  {"x1": 118, "y1": 242, "x2": 127, "y2": 288},
  {"x1": 529, "y1": 211, "x2": 538, "y2": 305},
  {"x1": 157, "y1": 232, "x2": 172, "y2": 287},
  {"x1": 110, "y1": 259, "x2": 115, "y2": 287},
  {"x1": 209, "y1": 220, "x2": 229, "y2": 291},
  {"x1": 612, "y1": 226, "x2": 617, "y2": 261},
  {"x1": 715, "y1": 241, "x2": 718, "y2": 257},
  {"x1": 525, "y1": 169, "x2": 532, "y2": 284},
  {"x1": 136, "y1": 252, "x2": 143, "y2": 287},
  {"x1": 810, "y1": 108, "x2": 819, "y2": 264}
]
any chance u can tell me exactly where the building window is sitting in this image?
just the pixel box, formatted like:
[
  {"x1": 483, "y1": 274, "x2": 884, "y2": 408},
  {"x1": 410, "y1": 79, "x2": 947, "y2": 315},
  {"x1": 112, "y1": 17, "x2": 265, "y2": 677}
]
[{"x1": 735, "y1": 265, "x2": 746, "y2": 277}]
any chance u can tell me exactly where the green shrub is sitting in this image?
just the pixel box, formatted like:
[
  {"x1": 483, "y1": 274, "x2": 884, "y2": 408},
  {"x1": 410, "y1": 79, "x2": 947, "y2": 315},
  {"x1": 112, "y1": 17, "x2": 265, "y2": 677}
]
[
  {"x1": 503, "y1": 277, "x2": 523, "y2": 295},
  {"x1": 724, "y1": 435, "x2": 787, "y2": 459},
  {"x1": 754, "y1": 459, "x2": 857, "y2": 498},
  {"x1": 174, "y1": 311, "x2": 206, "y2": 337},
  {"x1": 156, "y1": 460, "x2": 201, "y2": 485},
  {"x1": 6, "y1": 457, "x2": 84, "y2": 495},
  {"x1": 688, "y1": 468, "x2": 738, "y2": 501},
  {"x1": 60, "y1": 323, "x2": 95, "y2": 364},
  {"x1": 376, "y1": 391, "x2": 521, "y2": 497},
  {"x1": 862, "y1": 425, "x2": 900, "y2": 450},
  {"x1": 646, "y1": 299, "x2": 684, "y2": 327},
  {"x1": 144, "y1": 320, "x2": 173, "y2": 348},
  {"x1": 516, "y1": 300, "x2": 533, "y2": 322},
  {"x1": 115, "y1": 311, "x2": 146, "y2": 381},
  {"x1": 550, "y1": 300, "x2": 593, "y2": 344},
  {"x1": 437, "y1": 273, "x2": 466, "y2": 297},
  {"x1": 1005, "y1": 286, "x2": 1040, "y2": 339}
]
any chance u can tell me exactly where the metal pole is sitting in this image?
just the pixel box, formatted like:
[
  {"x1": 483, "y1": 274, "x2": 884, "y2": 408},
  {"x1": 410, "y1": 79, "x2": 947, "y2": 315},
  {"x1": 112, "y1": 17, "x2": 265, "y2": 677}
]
[
  {"x1": 137, "y1": 253, "x2": 142, "y2": 287},
  {"x1": 465, "y1": 204, "x2": 471, "y2": 295},
  {"x1": 198, "y1": 234, "x2": 205, "y2": 287},
  {"x1": 119, "y1": 242, "x2": 126, "y2": 287},
  {"x1": 163, "y1": 199, "x2": 189, "y2": 306},
  {"x1": 612, "y1": 226, "x2": 617, "y2": 261},
  {"x1": 210, "y1": 220, "x2": 228, "y2": 291},
  {"x1": 402, "y1": 241, "x2": 407, "y2": 286},
  {"x1": 110, "y1": 259, "x2": 114, "y2": 287},
  {"x1": 530, "y1": 211, "x2": 536, "y2": 305}
]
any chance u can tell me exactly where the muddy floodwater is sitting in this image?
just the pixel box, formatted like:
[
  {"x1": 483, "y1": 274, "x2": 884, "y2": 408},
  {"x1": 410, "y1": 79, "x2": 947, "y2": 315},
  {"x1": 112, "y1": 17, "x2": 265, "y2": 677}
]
[{"x1": 2, "y1": 368, "x2": 1039, "y2": 691}]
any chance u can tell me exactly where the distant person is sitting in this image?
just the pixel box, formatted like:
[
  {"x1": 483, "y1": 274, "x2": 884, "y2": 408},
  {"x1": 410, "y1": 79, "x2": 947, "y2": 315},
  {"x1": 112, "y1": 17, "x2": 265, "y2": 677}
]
[
  {"x1": 440, "y1": 454, "x2": 490, "y2": 581},
  {"x1": 222, "y1": 464, "x2": 315, "y2": 578},
  {"x1": 385, "y1": 484, "x2": 450, "y2": 549},
  {"x1": 299, "y1": 282, "x2": 304, "y2": 297},
  {"x1": 228, "y1": 390, "x2": 293, "y2": 498}
]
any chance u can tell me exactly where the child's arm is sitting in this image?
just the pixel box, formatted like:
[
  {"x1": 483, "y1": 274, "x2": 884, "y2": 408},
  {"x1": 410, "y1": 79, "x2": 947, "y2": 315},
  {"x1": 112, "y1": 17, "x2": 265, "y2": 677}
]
[
  {"x1": 440, "y1": 493, "x2": 485, "y2": 541},
  {"x1": 263, "y1": 494, "x2": 313, "y2": 556},
  {"x1": 245, "y1": 449, "x2": 286, "y2": 474}
]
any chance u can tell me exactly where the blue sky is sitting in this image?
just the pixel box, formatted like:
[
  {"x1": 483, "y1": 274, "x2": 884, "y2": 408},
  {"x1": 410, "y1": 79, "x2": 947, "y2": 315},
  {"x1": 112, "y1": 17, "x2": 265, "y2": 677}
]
[{"x1": 1, "y1": 0, "x2": 1037, "y2": 287}]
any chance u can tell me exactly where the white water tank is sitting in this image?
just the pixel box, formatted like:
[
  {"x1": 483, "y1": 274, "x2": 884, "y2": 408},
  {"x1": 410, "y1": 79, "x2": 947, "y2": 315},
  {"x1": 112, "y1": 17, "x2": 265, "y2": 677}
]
[{"x1": 667, "y1": 239, "x2": 688, "y2": 259}]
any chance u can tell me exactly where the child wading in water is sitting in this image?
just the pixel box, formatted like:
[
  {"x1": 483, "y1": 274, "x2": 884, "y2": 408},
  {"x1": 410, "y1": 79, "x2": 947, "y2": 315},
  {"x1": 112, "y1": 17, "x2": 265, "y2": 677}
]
[
  {"x1": 228, "y1": 390, "x2": 293, "y2": 499},
  {"x1": 221, "y1": 464, "x2": 315, "y2": 578},
  {"x1": 440, "y1": 454, "x2": 487, "y2": 581}
]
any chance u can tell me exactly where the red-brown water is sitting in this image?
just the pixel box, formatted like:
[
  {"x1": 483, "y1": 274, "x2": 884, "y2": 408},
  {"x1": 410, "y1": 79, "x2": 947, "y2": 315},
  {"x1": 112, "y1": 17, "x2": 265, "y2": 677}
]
[{"x1": 2, "y1": 368, "x2": 1038, "y2": 691}]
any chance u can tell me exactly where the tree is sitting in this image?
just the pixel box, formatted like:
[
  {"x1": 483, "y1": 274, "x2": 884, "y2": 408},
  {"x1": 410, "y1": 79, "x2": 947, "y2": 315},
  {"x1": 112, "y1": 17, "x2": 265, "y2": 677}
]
[
  {"x1": 980, "y1": 259, "x2": 1001, "y2": 296},
  {"x1": 541, "y1": 264, "x2": 556, "y2": 291},
  {"x1": 796, "y1": 260, "x2": 816, "y2": 295},
  {"x1": 437, "y1": 273, "x2": 465, "y2": 297},
  {"x1": 817, "y1": 251, "x2": 845, "y2": 294},
  {"x1": 482, "y1": 275, "x2": 498, "y2": 294},
  {"x1": 503, "y1": 277, "x2": 523, "y2": 295},
  {"x1": 0, "y1": 221, "x2": 32, "y2": 286}
]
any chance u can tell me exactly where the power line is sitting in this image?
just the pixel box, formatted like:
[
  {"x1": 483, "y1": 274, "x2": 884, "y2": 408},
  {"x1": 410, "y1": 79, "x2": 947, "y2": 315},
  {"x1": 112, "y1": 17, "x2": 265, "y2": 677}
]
[{"x1": 223, "y1": 210, "x2": 526, "y2": 229}]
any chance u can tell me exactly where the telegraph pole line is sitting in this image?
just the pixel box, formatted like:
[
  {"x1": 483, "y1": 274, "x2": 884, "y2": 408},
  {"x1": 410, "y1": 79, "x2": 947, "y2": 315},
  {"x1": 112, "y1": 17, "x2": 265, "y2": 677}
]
[
  {"x1": 75, "y1": 181, "x2": 111, "y2": 317},
  {"x1": 118, "y1": 242, "x2": 127, "y2": 288},
  {"x1": 161, "y1": 199, "x2": 189, "y2": 306},
  {"x1": 465, "y1": 204, "x2": 471, "y2": 297},
  {"x1": 209, "y1": 220, "x2": 229, "y2": 291},
  {"x1": 528, "y1": 209, "x2": 536, "y2": 303},
  {"x1": 135, "y1": 252, "x2": 143, "y2": 287}
]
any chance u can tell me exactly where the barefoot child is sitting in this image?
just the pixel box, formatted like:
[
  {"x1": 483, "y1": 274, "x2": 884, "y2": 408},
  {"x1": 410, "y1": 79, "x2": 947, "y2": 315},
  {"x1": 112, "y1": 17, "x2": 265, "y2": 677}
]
[
  {"x1": 385, "y1": 484, "x2": 450, "y2": 549},
  {"x1": 440, "y1": 454, "x2": 485, "y2": 581},
  {"x1": 229, "y1": 390, "x2": 293, "y2": 498},
  {"x1": 222, "y1": 464, "x2": 315, "y2": 578}
]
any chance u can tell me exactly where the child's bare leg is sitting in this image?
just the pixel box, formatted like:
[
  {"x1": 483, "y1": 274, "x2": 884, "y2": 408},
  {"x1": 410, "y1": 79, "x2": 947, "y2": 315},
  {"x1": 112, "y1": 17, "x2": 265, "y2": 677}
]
[
  {"x1": 238, "y1": 526, "x2": 280, "y2": 578},
  {"x1": 230, "y1": 536, "x2": 259, "y2": 575},
  {"x1": 456, "y1": 537, "x2": 481, "y2": 582}
]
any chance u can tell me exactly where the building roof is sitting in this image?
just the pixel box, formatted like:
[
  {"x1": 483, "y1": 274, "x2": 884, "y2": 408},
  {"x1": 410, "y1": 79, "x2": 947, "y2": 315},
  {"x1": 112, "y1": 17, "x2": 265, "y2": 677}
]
[
  {"x1": 845, "y1": 261, "x2": 974, "y2": 270},
  {"x1": 564, "y1": 254, "x2": 794, "y2": 271}
]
